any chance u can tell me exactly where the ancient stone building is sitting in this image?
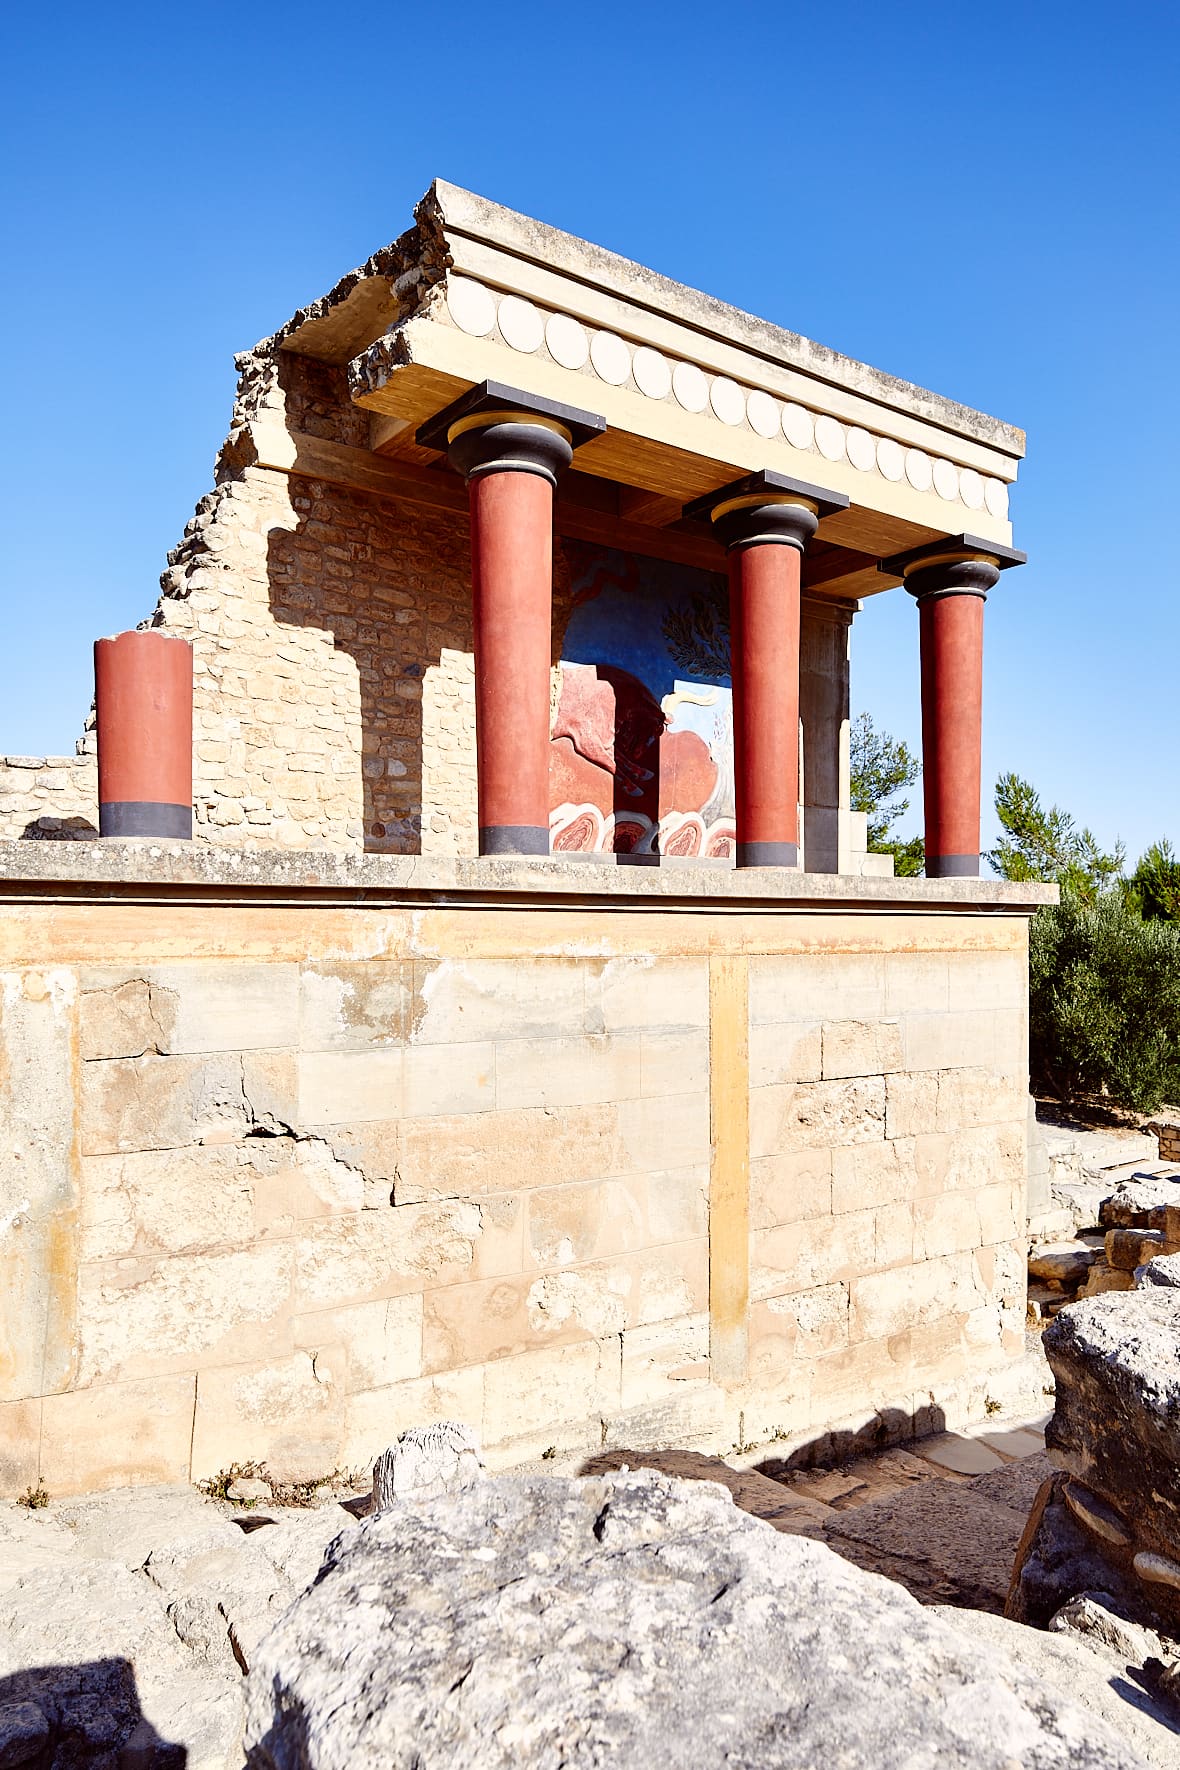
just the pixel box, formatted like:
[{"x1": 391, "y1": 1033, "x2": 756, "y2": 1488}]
[{"x1": 0, "y1": 183, "x2": 1052, "y2": 1497}]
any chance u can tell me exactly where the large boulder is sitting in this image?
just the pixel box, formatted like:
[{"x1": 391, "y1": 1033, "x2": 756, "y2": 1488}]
[
  {"x1": 1009, "y1": 1286, "x2": 1180, "y2": 1637},
  {"x1": 243, "y1": 1470, "x2": 1142, "y2": 1769}
]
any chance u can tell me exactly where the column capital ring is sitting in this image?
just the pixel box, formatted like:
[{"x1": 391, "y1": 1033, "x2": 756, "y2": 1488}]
[
  {"x1": 684, "y1": 468, "x2": 848, "y2": 552},
  {"x1": 880, "y1": 532, "x2": 1027, "y2": 602},
  {"x1": 418, "y1": 379, "x2": 606, "y2": 487}
]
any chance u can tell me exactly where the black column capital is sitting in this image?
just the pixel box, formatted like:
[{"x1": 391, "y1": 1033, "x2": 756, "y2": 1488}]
[
  {"x1": 880, "y1": 533, "x2": 1026, "y2": 602},
  {"x1": 417, "y1": 379, "x2": 606, "y2": 488},
  {"x1": 684, "y1": 468, "x2": 848, "y2": 552}
]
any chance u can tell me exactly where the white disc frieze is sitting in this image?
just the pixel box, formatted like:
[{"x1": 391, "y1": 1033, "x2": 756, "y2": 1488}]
[
  {"x1": 876, "y1": 436, "x2": 904, "y2": 481},
  {"x1": 446, "y1": 277, "x2": 496, "y2": 338},
  {"x1": 846, "y1": 426, "x2": 875, "y2": 472},
  {"x1": 747, "y1": 389, "x2": 779, "y2": 439},
  {"x1": 984, "y1": 477, "x2": 1010, "y2": 518},
  {"x1": 905, "y1": 448, "x2": 933, "y2": 492},
  {"x1": 633, "y1": 346, "x2": 672, "y2": 400},
  {"x1": 959, "y1": 468, "x2": 985, "y2": 510},
  {"x1": 545, "y1": 312, "x2": 589, "y2": 370},
  {"x1": 782, "y1": 403, "x2": 815, "y2": 450},
  {"x1": 932, "y1": 458, "x2": 960, "y2": 501},
  {"x1": 590, "y1": 330, "x2": 632, "y2": 386},
  {"x1": 672, "y1": 361, "x2": 708, "y2": 412},
  {"x1": 814, "y1": 415, "x2": 846, "y2": 462},
  {"x1": 710, "y1": 376, "x2": 745, "y2": 426},
  {"x1": 497, "y1": 295, "x2": 544, "y2": 353}
]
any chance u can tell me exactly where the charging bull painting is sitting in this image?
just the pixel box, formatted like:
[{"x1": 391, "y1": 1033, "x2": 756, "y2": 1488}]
[{"x1": 550, "y1": 543, "x2": 736, "y2": 859}]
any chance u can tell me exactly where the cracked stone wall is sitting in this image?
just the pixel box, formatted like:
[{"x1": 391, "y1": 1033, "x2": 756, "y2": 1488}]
[{"x1": 0, "y1": 893, "x2": 1032, "y2": 1497}]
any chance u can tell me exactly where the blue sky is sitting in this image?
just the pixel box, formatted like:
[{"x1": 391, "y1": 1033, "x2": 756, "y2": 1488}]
[{"x1": 2, "y1": 1, "x2": 1177, "y2": 861}]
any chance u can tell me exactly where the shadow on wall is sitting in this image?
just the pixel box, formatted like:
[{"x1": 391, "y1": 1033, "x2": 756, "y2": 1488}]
[
  {"x1": 19, "y1": 818, "x2": 97, "y2": 841},
  {"x1": 0, "y1": 1662, "x2": 187, "y2": 1767}
]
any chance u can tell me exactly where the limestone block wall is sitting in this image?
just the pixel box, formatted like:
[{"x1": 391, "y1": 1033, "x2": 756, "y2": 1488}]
[
  {"x1": 0, "y1": 863, "x2": 1033, "y2": 1498},
  {"x1": 0, "y1": 750, "x2": 98, "y2": 841}
]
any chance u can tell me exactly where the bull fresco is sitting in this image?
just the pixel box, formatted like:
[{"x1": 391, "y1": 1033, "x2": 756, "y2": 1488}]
[{"x1": 550, "y1": 542, "x2": 736, "y2": 859}]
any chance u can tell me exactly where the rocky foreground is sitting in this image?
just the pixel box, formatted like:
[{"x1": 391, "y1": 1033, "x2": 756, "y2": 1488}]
[{"x1": 240, "y1": 1467, "x2": 1148, "y2": 1770}]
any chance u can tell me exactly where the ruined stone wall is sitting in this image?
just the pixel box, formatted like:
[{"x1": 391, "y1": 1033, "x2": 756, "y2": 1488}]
[
  {"x1": 0, "y1": 749, "x2": 98, "y2": 841},
  {"x1": 0, "y1": 873, "x2": 1032, "y2": 1497},
  {"x1": 0, "y1": 346, "x2": 579, "y2": 856}
]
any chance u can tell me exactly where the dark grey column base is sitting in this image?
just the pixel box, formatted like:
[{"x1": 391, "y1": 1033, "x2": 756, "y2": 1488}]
[
  {"x1": 736, "y1": 841, "x2": 798, "y2": 869},
  {"x1": 99, "y1": 801, "x2": 192, "y2": 839},
  {"x1": 926, "y1": 853, "x2": 980, "y2": 878},
  {"x1": 478, "y1": 825, "x2": 550, "y2": 857}
]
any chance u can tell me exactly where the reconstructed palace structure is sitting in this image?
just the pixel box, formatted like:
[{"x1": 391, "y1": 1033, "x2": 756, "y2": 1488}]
[{"x1": 0, "y1": 185, "x2": 1050, "y2": 1496}]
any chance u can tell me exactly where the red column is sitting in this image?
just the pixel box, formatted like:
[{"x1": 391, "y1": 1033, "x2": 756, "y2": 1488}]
[
  {"x1": 881, "y1": 534, "x2": 1025, "y2": 879},
  {"x1": 919, "y1": 591, "x2": 984, "y2": 876},
  {"x1": 729, "y1": 542, "x2": 802, "y2": 868},
  {"x1": 685, "y1": 472, "x2": 847, "y2": 869},
  {"x1": 468, "y1": 470, "x2": 555, "y2": 855},
  {"x1": 94, "y1": 630, "x2": 193, "y2": 838},
  {"x1": 421, "y1": 387, "x2": 604, "y2": 858}
]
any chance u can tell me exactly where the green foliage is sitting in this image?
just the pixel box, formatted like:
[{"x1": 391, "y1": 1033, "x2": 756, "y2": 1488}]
[
  {"x1": 1129, "y1": 839, "x2": 1180, "y2": 922},
  {"x1": 1029, "y1": 890, "x2": 1180, "y2": 1111},
  {"x1": 988, "y1": 773, "x2": 1124, "y2": 900},
  {"x1": 849, "y1": 713, "x2": 922, "y2": 862}
]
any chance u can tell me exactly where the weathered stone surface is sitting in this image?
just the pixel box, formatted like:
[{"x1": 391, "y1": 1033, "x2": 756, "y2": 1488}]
[
  {"x1": 1100, "y1": 1174, "x2": 1180, "y2": 1230},
  {"x1": 581, "y1": 1446, "x2": 832, "y2": 1531},
  {"x1": 243, "y1": 1470, "x2": 1140, "y2": 1769},
  {"x1": 819, "y1": 1476, "x2": 1029, "y2": 1611},
  {"x1": 1045, "y1": 1289, "x2": 1180, "y2": 1588},
  {"x1": 934, "y1": 1603, "x2": 1180, "y2": 1769},
  {"x1": 1050, "y1": 1592, "x2": 1172, "y2": 1665},
  {"x1": 1029, "y1": 1243, "x2": 1098, "y2": 1287},
  {"x1": 0, "y1": 1559, "x2": 238, "y2": 1769},
  {"x1": 970, "y1": 1450, "x2": 1057, "y2": 1513},
  {"x1": 1140, "y1": 1253, "x2": 1180, "y2": 1289},
  {"x1": 1007, "y1": 1482, "x2": 1143, "y2": 1629},
  {"x1": 371, "y1": 1422, "x2": 484, "y2": 1512},
  {"x1": 1106, "y1": 1228, "x2": 1168, "y2": 1272}
]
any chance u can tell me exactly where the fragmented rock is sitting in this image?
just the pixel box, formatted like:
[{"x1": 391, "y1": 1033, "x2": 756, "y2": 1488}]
[
  {"x1": 581, "y1": 1447, "x2": 832, "y2": 1531},
  {"x1": 226, "y1": 1477, "x2": 272, "y2": 1504},
  {"x1": 934, "y1": 1603, "x2": 1180, "y2": 1768},
  {"x1": 1050, "y1": 1591, "x2": 1172, "y2": 1666},
  {"x1": 245, "y1": 1470, "x2": 1143, "y2": 1768},
  {"x1": 1007, "y1": 1481, "x2": 1140, "y2": 1627},
  {"x1": 1029, "y1": 1244, "x2": 1099, "y2": 1287},
  {"x1": 370, "y1": 1421, "x2": 484, "y2": 1513},
  {"x1": 1140, "y1": 1253, "x2": 1180, "y2": 1289},
  {"x1": 1100, "y1": 1173, "x2": 1180, "y2": 1230},
  {"x1": 1106, "y1": 1228, "x2": 1168, "y2": 1272}
]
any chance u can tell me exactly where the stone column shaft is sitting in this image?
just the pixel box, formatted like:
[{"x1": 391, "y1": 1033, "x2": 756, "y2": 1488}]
[
  {"x1": 728, "y1": 539, "x2": 803, "y2": 868},
  {"x1": 686, "y1": 470, "x2": 849, "y2": 870},
  {"x1": 418, "y1": 381, "x2": 605, "y2": 858},
  {"x1": 94, "y1": 630, "x2": 193, "y2": 838},
  {"x1": 468, "y1": 468, "x2": 555, "y2": 854},
  {"x1": 881, "y1": 533, "x2": 1026, "y2": 879}
]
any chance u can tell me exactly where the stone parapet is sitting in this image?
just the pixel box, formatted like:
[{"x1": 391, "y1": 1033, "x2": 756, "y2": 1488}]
[
  {"x1": 0, "y1": 871, "x2": 1038, "y2": 1498},
  {"x1": 0, "y1": 839, "x2": 1058, "y2": 911}
]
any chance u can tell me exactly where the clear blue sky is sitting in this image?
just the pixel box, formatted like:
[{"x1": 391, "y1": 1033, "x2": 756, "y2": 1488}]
[{"x1": 2, "y1": 1, "x2": 1177, "y2": 862}]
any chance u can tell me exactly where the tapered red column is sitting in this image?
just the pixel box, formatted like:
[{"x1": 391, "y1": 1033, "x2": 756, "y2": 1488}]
[
  {"x1": 881, "y1": 535, "x2": 1026, "y2": 878},
  {"x1": 94, "y1": 629, "x2": 193, "y2": 838},
  {"x1": 468, "y1": 467, "x2": 556, "y2": 854},
  {"x1": 419, "y1": 381, "x2": 605, "y2": 857},
  {"x1": 687, "y1": 471, "x2": 848, "y2": 868}
]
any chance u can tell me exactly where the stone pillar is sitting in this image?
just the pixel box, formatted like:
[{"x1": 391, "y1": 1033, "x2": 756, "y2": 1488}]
[
  {"x1": 881, "y1": 535, "x2": 1025, "y2": 878},
  {"x1": 800, "y1": 597, "x2": 854, "y2": 875},
  {"x1": 94, "y1": 630, "x2": 193, "y2": 838},
  {"x1": 418, "y1": 381, "x2": 605, "y2": 857},
  {"x1": 687, "y1": 471, "x2": 848, "y2": 869}
]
